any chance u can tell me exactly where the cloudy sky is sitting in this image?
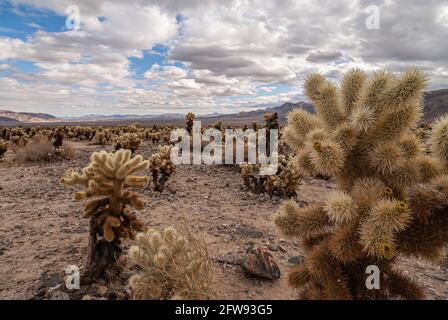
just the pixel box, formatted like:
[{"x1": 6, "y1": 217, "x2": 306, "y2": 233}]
[{"x1": 0, "y1": 0, "x2": 447, "y2": 117}]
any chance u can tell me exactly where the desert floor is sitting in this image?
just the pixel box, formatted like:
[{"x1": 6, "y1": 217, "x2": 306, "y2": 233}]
[{"x1": 0, "y1": 141, "x2": 447, "y2": 300}]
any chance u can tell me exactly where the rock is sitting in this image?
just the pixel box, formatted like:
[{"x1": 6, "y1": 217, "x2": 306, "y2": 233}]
[
  {"x1": 241, "y1": 246, "x2": 281, "y2": 280},
  {"x1": 236, "y1": 226, "x2": 263, "y2": 238},
  {"x1": 277, "y1": 245, "x2": 287, "y2": 253},
  {"x1": 82, "y1": 295, "x2": 95, "y2": 300},
  {"x1": 40, "y1": 271, "x2": 63, "y2": 288},
  {"x1": 49, "y1": 290, "x2": 70, "y2": 300},
  {"x1": 288, "y1": 255, "x2": 305, "y2": 265}
]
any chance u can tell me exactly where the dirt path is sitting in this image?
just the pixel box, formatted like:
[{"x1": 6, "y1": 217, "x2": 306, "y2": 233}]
[{"x1": 0, "y1": 141, "x2": 447, "y2": 300}]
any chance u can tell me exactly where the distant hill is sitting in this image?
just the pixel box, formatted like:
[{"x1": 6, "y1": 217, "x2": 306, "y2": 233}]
[
  {"x1": 423, "y1": 89, "x2": 448, "y2": 122},
  {"x1": 1, "y1": 88, "x2": 447, "y2": 125},
  {"x1": 197, "y1": 101, "x2": 314, "y2": 125},
  {"x1": 0, "y1": 110, "x2": 62, "y2": 124}
]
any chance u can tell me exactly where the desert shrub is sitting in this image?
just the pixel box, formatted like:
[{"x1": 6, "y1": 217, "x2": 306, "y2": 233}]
[
  {"x1": 114, "y1": 133, "x2": 142, "y2": 154},
  {"x1": 274, "y1": 68, "x2": 448, "y2": 300},
  {"x1": 0, "y1": 139, "x2": 8, "y2": 159},
  {"x1": 148, "y1": 145, "x2": 176, "y2": 192},
  {"x1": 186, "y1": 112, "x2": 195, "y2": 135},
  {"x1": 240, "y1": 154, "x2": 301, "y2": 198},
  {"x1": 61, "y1": 149, "x2": 149, "y2": 281},
  {"x1": 54, "y1": 141, "x2": 77, "y2": 160},
  {"x1": 14, "y1": 134, "x2": 55, "y2": 162},
  {"x1": 128, "y1": 226, "x2": 214, "y2": 300}
]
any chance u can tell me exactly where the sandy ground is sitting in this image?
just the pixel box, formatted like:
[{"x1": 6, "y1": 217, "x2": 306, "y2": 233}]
[{"x1": 0, "y1": 141, "x2": 447, "y2": 300}]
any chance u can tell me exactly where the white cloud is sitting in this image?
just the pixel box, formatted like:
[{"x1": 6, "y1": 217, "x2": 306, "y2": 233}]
[{"x1": 0, "y1": 0, "x2": 447, "y2": 116}]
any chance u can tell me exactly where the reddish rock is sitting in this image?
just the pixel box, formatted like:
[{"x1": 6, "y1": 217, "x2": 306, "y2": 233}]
[{"x1": 241, "y1": 246, "x2": 281, "y2": 280}]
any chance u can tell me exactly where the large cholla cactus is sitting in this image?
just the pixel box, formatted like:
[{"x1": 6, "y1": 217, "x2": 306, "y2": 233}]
[
  {"x1": 128, "y1": 226, "x2": 214, "y2": 300},
  {"x1": 275, "y1": 69, "x2": 448, "y2": 299},
  {"x1": 148, "y1": 145, "x2": 176, "y2": 192},
  {"x1": 61, "y1": 150, "x2": 149, "y2": 281},
  {"x1": 114, "y1": 132, "x2": 142, "y2": 154},
  {"x1": 0, "y1": 139, "x2": 8, "y2": 159}
]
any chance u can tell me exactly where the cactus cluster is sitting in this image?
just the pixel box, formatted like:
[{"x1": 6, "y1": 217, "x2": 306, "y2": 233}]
[
  {"x1": 0, "y1": 139, "x2": 8, "y2": 159},
  {"x1": 94, "y1": 128, "x2": 113, "y2": 145},
  {"x1": 240, "y1": 155, "x2": 301, "y2": 198},
  {"x1": 148, "y1": 145, "x2": 176, "y2": 192},
  {"x1": 61, "y1": 149, "x2": 149, "y2": 281},
  {"x1": 9, "y1": 128, "x2": 29, "y2": 146},
  {"x1": 114, "y1": 132, "x2": 143, "y2": 154},
  {"x1": 128, "y1": 226, "x2": 214, "y2": 300},
  {"x1": 275, "y1": 68, "x2": 448, "y2": 299}
]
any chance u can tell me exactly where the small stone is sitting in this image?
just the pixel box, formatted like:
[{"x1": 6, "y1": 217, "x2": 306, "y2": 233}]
[
  {"x1": 49, "y1": 290, "x2": 70, "y2": 300},
  {"x1": 236, "y1": 226, "x2": 263, "y2": 238},
  {"x1": 241, "y1": 246, "x2": 281, "y2": 280},
  {"x1": 40, "y1": 271, "x2": 63, "y2": 288},
  {"x1": 82, "y1": 295, "x2": 95, "y2": 300},
  {"x1": 288, "y1": 255, "x2": 305, "y2": 265},
  {"x1": 277, "y1": 245, "x2": 287, "y2": 253}
]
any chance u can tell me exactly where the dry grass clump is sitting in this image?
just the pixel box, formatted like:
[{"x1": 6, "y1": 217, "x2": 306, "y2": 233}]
[
  {"x1": 14, "y1": 134, "x2": 55, "y2": 162},
  {"x1": 128, "y1": 226, "x2": 214, "y2": 300}
]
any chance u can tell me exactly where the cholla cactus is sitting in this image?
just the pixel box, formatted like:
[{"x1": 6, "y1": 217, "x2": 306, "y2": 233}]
[
  {"x1": 94, "y1": 128, "x2": 112, "y2": 145},
  {"x1": 264, "y1": 112, "x2": 279, "y2": 131},
  {"x1": 212, "y1": 121, "x2": 222, "y2": 131},
  {"x1": 128, "y1": 226, "x2": 214, "y2": 300},
  {"x1": 240, "y1": 155, "x2": 301, "y2": 198},
  {"x1": 9, "y1": 128, "x2": 29, "y2": 146},
  {"x1": 0, "y1": 139, "x2": 8, "y2": 159},
  {"x1": 52, "y1": 127, "x2": 64, "y2": 149},
  {"x1": 114, "y1": 132, "x2": 142, "y2": 154},
  {"x1": 61, "y1": 149, "x2": 149, "y2": 281},
  {"x1": 148, "y1": 145, "x2": 176, "y2": 192},
  {"x1": 186, "y1": 112, "x2": 195, "y2": 135},
  {"x1": 149, "y1": 132, "x2": 161, "y2": 144},
  {"x1": 274, "y1": 68, "x2": 448, "y2": 300},
  {"x1": 394, "y1": 116, "x2": 448, "y2": 261},
  {"x1": 252, "y1": 122, "x2": 258, "y2": 131}
]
